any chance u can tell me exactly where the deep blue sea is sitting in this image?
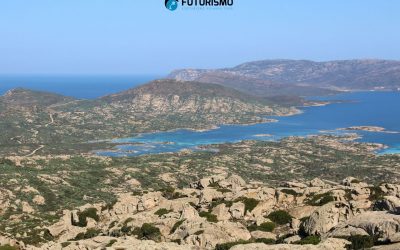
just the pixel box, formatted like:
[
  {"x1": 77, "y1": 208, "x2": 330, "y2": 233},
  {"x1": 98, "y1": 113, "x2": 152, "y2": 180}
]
[
  {"x1": 96, "y1": 91, "x2": 400, "y2": 156},
  {"x1": 0, "y1": 75, "x2": 158, "y2": 99}
]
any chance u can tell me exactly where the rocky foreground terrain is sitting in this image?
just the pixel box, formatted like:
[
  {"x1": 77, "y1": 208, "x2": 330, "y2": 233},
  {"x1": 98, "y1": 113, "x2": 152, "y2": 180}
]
[
  {"x1": 2, "y1": 173, "x2": 400, "y2": 250},
  {"x1": 0, "y1": 135, "x2": 399, "y2": 249}
]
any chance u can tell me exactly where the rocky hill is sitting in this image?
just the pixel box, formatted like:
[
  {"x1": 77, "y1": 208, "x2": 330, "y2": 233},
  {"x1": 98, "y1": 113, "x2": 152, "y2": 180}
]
[
  {"x1": 3, "y1": 173, "x2": 400, "y2": 249},
  {"x1": 168, "y1": 59, "x2": 400, "y2": 96},
  {"x1": 0, "y1": 88, "x2": 74, "y2": 108},
  {"x1": 0, "y1": 80, "x2": 297, "y2": 156},
  {"x1": 99, "y1": 79, "x2": 292, "y2": 116}
]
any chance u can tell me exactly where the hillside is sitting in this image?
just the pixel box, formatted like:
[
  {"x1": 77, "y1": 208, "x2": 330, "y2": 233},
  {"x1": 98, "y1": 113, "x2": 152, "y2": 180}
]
[
  {"x1": 0, "y1": 88, "x2": 74, "y2": 109},
  {"x1": 168, "y1": 59, "x2": 400, "y2": 96},
  {"x1": 0, "y1": 80, "x2": 295, "y2": 156},
  {"x1": 1, "y1": 135, "x2": 400, "y2": 249}
]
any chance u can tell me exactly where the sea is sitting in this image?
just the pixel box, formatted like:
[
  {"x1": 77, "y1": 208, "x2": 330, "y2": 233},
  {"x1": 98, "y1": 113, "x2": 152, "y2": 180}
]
[
  {"x1": 0, "y1": 75, "x2": 158, "y2": 99},
  {"x1": 1, "y1": 75, "x2": 399, "y2": 156},
  {"x1": 97, "y1": 91, "x2": 400, "y2": 156}
]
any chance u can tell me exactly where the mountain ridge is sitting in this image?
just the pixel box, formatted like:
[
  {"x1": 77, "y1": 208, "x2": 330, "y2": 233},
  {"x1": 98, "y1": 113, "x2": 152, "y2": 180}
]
[{"x1": 168, "y1": 59, "x2": 400, "y2": 96}]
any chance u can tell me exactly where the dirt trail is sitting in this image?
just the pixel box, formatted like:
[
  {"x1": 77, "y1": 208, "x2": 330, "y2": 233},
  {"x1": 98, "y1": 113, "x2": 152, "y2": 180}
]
[
  {"x1": 45, "y1": 113, "x2": 54, "y2": 127},
  {"x1": 24, "y1": 145, "x2": 44, "y2": 157}
]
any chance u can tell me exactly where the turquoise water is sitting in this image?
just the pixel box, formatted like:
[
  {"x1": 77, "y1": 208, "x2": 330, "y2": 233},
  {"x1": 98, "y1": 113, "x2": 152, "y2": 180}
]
[
  {"x1": 97, "y1": 91, "x2": 400, "y2": 157},
  {"x1": 0, "y1": 75, "x2": 158, "y2": 99}
]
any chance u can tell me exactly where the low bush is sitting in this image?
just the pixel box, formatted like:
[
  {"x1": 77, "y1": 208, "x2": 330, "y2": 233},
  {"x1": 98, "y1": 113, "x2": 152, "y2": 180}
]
[
  {"x1": 72, "y1": 207, "x2": 99, "y2": 227},
  {"x1": 266, "y1": 210, "x2": 292, "y2": 225},
  {"x1": 133, "y1": 223, "x2": 161, "y2": 241},
  {"x1": 215, "y1": 240, "x2": 252, "y2": 250},
  {"x1": 61, "y1": 242, "x2": 71, "y2": 248},
  {"x1": 234, "y1": 197, "x2": 259, "y2": 213},
  {"x1": 105, "y1": 239, "x2": 117, "y2": 247},
  {"x1": 0, "y1": 245, "x2": 17, "y2": 250},
  {"x1": 306, "y1": 192, "x2": 335, "y2": 206},
  {"x1": 170, "y1": 220, "x2": 185, "y2": 234},
  {"x1": 73, "y1": 228, "x2": 101, "y2": 240},
  {"x1": 369, "y1": 186, "x2": 385, "y2": 201},
  {"x1": 280, "y1": 189, "x2": 299, "y2": 196},
  {"x1": 160, "y1": 186, "x2": 187, "y2": 200},
  {"x1": 194, "y1": 230, "x2": 204, "y2": 235},
  {"x1": 217, "y1": 188, "x2": 232, "y2": 193},
  {"x1": 294, "y1": 235, "x2": 320, "y2": 245},
  {"x1": 101, "y1": 199, "x2": 117, "y2": 211},
  {"x1": 210, "y1": 198, "x2": 233, "y2": 209},
  {"x1": 258, "y1": 222, "x2": 276, "y2": 232},
  {"x1": 347, "y1": 235, "x2": 374, "y2": 249},
  {"x1": 154, "y1": 208, "x2": 171, "y2": 217},
  {"x1": 0, "y1": 158, "x2": 14, "y2": 166},
  {"x1": 208, "y1": 182, "x2": 221, "y2": 188},
  {"x1": 199, "y1": 211, "x2": 218, "y2": 223}
]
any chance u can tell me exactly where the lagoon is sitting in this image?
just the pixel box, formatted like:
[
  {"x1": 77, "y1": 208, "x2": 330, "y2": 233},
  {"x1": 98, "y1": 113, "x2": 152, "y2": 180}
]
[{"x1": 97, "y1": 91, "x2": 400, "y2": 156}]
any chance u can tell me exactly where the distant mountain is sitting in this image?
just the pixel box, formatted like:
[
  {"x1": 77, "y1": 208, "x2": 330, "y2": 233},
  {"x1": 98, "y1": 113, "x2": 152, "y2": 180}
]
[{"x1": 168, "y1": 59, "x2": 400, "y2": 96}]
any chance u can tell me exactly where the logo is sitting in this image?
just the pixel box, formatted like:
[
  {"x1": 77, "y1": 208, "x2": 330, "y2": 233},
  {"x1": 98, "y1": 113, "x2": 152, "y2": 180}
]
[
  {"x1": 165, "y1": 0, "x2": 234, "y2": 11},
  {"x1": 165, "y1": 0, "x2": 179, "y2": 11}
]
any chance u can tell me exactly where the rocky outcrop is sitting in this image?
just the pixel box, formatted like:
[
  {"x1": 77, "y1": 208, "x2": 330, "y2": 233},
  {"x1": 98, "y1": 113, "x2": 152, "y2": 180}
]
[
  {"x1": 230, "y1": 238, "x2": 350, "y2": 250},
  {"x1": 12, "y1": 174, "x2": 400, "y2": 250},
  {"x1": 302, "y1": 202, "x2": 353, "y2": 235},
  {"x1": 329, "y1": 211, "x2": 400, "y2": 243}
]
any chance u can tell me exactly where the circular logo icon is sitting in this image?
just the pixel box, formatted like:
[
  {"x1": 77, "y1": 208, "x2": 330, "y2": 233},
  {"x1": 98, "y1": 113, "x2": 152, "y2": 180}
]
[{"x1": 165, "y1": 0, "x2": 178, "y2": 11}]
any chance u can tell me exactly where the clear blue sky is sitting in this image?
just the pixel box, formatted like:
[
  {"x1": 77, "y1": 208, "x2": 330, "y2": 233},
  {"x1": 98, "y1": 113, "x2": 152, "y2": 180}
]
[{"x1": 0, "y1": 0, "x2": 399, "y2": 75}]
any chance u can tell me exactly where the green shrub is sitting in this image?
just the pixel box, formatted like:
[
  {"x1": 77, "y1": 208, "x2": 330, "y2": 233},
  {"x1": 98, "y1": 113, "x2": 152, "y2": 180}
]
[
  {"x1": 0, "y1": 158, "x2": 14, "y2": 166},
  {"x1": 306, "y1": 192, "x2": 335, "y2": 206},
  {"x1": 247, "y1": 224, "x2": 258, "y2": 231},
  {"x1": 266, "y1": 210, "x2": 292, "y2": 225},
  {"x1": 72, "y1": 207, "x2": 99, "y2": 227},
  {"x1": 199, "y1": 211, "x2": 218, "y2": 223},
  {"x1": 61, "y1": 242, "x2": 71, "y2": 248},
  {"x1": 351, "y1": 179, "x2": 360, "y2": 184},
  {"x1": 281, "y1": 189, "x2": 299, "y2": 196},
  {"x1": 234, "y1": 197, "x2": 259, "y2": 213},
  {"x1": 101, "y1": 199, "x2": 117, "y2": 211},
  {"x1": 73, "y1": 228, "x2": 101, "y2": 240},
  {"x1": 160, "y1": 186, "x2": 187, "y2": 200},
  {"x1": 154, "y1": 208, "x2": 171, "y2": 217},
  {"x1": 217, "y1": 188, "x2": 232, "y2": 193},
  {"x1": 121, "y1": 225, "x2": 133, "y2": 234},
  {"x1": 105, "y1": 239, "x2": 117, "y2": 247},
  {"x1": 258, "y1": 222, "x2": 276, "y2": 232},
  {"x1": 210, "y1": 198, "x2": 233, "y2": 209},
  {"x1": 295, "y1": 235, "x2": 320, "y2": 245},
  {"x1": 215, "y1": 240, "x2": 252, "y2": 250},
  {"x1": 123, "y1": 217, "x2": 134, "y2": 225},
  {"x1": 171, "y1": 239, "x2": 181, "y2": 244},
  {"x1": 0, "y1": 245, "x2": 17, "y2": 250},
  {"x1": 194, "y1": 230, "x2": 204, "y2": 235},
  {"x1": 369, "y1": 186, "x2": 385, "y2": 201},
  {"x1": 208, "y1": 182, "x2": 221, "y2": 188},
  {"x1": 170, "y1": 220, "x2": 185, "y2": 234},
  {"x1": 134, "y1": 223, "x2": 161, "y2": 241},
  {"x1": 347, "y1": 235, "x2": 374, "y2": 249},
  {"x1": 108, "y1": 221, "x2": 118, "y2": 229}
]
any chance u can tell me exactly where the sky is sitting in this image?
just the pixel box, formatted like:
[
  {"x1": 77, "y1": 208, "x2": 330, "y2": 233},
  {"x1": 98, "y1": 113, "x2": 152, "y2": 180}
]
[{"x1": 0, "y1": 0, "x2": 399, "y2": 75}]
